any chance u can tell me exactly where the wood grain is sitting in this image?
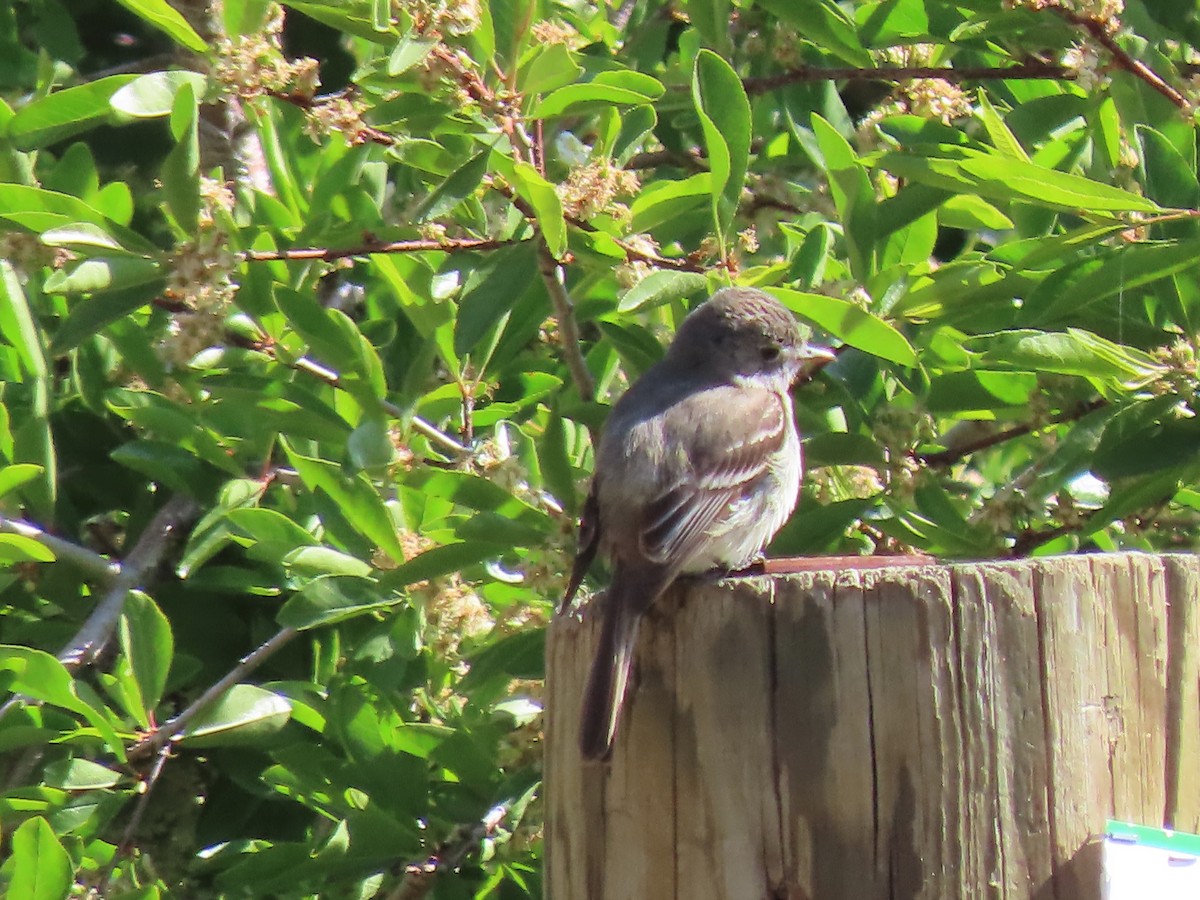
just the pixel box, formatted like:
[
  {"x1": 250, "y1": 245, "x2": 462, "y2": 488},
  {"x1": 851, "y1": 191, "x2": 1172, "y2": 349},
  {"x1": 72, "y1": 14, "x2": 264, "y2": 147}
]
[{"x1": 545, "y1": 553, "x2": 1200, "y2": 900}]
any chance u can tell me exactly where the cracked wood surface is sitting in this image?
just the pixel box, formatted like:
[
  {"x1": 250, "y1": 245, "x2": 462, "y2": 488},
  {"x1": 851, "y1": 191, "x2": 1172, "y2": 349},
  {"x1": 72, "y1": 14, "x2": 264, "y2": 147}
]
[{"x1": 545, "y1": 553, "x2": 1200, "y2": 900}]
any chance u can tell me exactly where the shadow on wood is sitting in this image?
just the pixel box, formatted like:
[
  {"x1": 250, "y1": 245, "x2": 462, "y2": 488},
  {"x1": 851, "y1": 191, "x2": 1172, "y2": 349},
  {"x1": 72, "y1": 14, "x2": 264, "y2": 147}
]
[{"x1": 545, "y1": 553, "x2": 1200, "y2": 900}]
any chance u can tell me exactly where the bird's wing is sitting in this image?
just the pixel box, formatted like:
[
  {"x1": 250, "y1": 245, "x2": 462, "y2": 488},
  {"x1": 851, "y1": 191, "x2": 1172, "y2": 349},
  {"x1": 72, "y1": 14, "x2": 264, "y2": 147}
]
[
  {"x1": 639, "y1": 385, "x2": 789, "y2": 567},
  {"x1": 560, "y1": 486, "x2": 600, "y2": 612}
]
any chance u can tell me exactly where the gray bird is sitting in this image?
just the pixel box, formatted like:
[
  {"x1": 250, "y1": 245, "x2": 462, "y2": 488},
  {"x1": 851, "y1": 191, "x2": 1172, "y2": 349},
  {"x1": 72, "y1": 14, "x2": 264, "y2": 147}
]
[{"x1": 562, "y1": 286, "x2": 833, "y2": 760}]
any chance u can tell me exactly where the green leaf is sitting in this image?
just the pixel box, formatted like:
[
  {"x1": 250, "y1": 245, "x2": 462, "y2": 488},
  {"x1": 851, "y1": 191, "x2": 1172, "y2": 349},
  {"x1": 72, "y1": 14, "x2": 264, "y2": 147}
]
[
  {"x1": 788, "y1": 226, "x2": 832, "y2": 291},
  {"x1": 226, "y1": 507, "x2": 318, "y2": 556},
  {"x1": 113, "y1": 0, "x2": 208, "y2": 51},
  {"x1": 0, "y1": 262, "x2": 48, "y2": 377},
  {"x1": 812, "y1": 115, "x2": 875, "y2": 279},
  {"x1": 0, "y1": 262, "x2": 55, "y2": 516},
  {"x1": 40, "y1": 223, "x2": 130, "y2": 254},
  {"x1": 277, "y1": 575, "x2": 399, "y2": 629},
  {"x1": 43, "y1": 758, "x2": 123, "y2": 790},
  {"x1": 538, "y1": 407, "x2": 576, "y2": 516},
  {"x1": 282, "y1": 443, "x2": 409, "y2": 564},
  {"x1": 926, "y1": 370, "x2": 1038, "y2": 413},
  {"x1": 178, "y1": 684, "x2": 292, "y2": 748},
  {"x1": 0, "y1": 533, "x2": 57, "y2": 563},
  {"x1": 756, "y1": 0, "x2": 872, "y2": 65},
  {"x1": 386, "y1": 541, "x2": 508, "y2": 587},
  {"x1": 274, "y1": 289, "x2": 387, "y2": 398},
  {"x1": 0, "y1": 463, "x2": 44, "y2": 497},
  {"x1": 614, "y1": 105, "x2": 657, "y2": 165},
  {"x1": 489, "y1": 0, "x2": 535, "y2": 65},
  {"x1": 938, "y1": 194, "x2": 1014, "y2": 231},
  {"x1": 505, "y1": 160, "x2": 566, "y2": 257},
  {"x1": 1030, "y1": 238, "x2": 1200, "y2": 323},
  {"x1": 8, "y1": 817, "x2": 73, "y2": 900},
  {"x1": 629, "y1": 173, "x2": 712, "y2": 233},
  {"x1": 1137, "y1": 125, "x2": 1200, "y2": 239},
  {"x1": 976, "y1": 91, "x2": 1028, "y2": 161},
  {"x1": 692, "y1": 49, "x2": 750, "y2": 240},
  {"x1": 43, "y1": 256, "x2": 162, "y2": 294},
  {"x1": 530, "y1": 83, "x2": 648, "y2": 119},
  {"x1": 772, "y1": 289, "x2": 917, "y2": 365},
  {"x1": 460, "y1": 628, "x2": 545, "y2": 690},
  {"x1": 409, "y1": 469, "x2": 554, "y2": 532},
  {"x1": 110, "y1": 440, "x2": 209, "y2": 495},
  {"x1": 120, "y1": 592, "x2": 173, "y2": 718},
  {"x1": 454, "y1": 243, "x2": 538, "y2": 356},
  {"x1": 966, "y1": 329, "x2": 1166, "y2": 380},
  {"x1": 280, "y1": 0, "x2": 398, "y2": 41},
  {"x1": 685, "y1": 0, "x2": 731, "y2": 51},
  {"x1": 0, "y1": 646, "x2": 125, "y2": 758},
  {"x1": 0, "y1": 184, "x2": 114, "y2": 232},
  {"x1": 49, "y1": 281, "x2": 164, "y2": 353},
  {"x1": 519, "y1": 42, "x2": 582, "y2": 96},
  {"x1": 1093, "y1": 397, "x2": 1200, "y2": 479},
  {"x1": 161, "y1": 83, "x2": 200, "y2": 231},
  {"x1": 283, "y1": 546, "x2": 373, "y2": 578},
  {"x1": 387, "y1": 32, "x2": 438, "y2": 75},
  {"x1": 618, "y1": 269, "x2": 708, "y2": 312},
  {"x1": 876, "y1": 146, "x2": 1161, "y2": 214},
  {"x1": 8, "y1": 75, "x2": 138, "y2": 149},
  {"x1": 109, "y1": 70, "x2": 209, "y2": 117},
  {"x1": 417, "y1": 149, "x2": 491, "y2": 221}
]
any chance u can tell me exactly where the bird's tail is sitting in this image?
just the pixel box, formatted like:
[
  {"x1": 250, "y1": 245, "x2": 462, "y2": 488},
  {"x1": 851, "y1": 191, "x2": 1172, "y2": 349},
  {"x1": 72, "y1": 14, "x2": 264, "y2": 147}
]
[{"x1": 578, "y1": 572, "x2": 664, "y2": 760}]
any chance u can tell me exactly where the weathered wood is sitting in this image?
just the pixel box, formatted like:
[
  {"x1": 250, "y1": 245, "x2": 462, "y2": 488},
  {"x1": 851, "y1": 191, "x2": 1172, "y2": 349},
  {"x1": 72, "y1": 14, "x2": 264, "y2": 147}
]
[{"x1": 545, "y1": 553, "x2": 1200, "y2": 900}]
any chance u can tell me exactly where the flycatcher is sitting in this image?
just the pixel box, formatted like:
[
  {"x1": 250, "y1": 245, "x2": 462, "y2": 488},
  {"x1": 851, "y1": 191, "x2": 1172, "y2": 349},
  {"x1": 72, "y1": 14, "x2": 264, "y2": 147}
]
[{"x1": 562, "y1": 286, "x2": 833, "y2": 760}]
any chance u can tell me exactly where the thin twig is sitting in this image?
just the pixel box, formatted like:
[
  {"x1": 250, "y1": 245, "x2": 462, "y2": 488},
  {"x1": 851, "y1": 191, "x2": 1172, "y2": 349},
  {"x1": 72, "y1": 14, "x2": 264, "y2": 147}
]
[
  {"x1": 95, "y1": 743, "x2": 173, "y2": 893},
  {"x1": 742, "y1": 193, "x2": 806, "y2": 217},
  {"x1": 1039, "y1": 1, "x2": 1189, "y2": 109},
  {"x1": 623, "y1": 148, "x2": 710, "y2": 171},
  {"x1": 386, "y1": 804, "x2": 509, "y2": 900},
  {"x1": 915, "y1": 397, "x2": 1109, "y2": 467},
  {"x1": 740, "y1": 60, "x2": 1076, "y2": 95},
  {"x1": 612, "y1": 0, "x2": 639, "y2": 31},
  {"x1": 243, "y1": 236, "x2": 527, "y2": 263},
  {"x1": 263, "y1": 89, "x2": 396, "y2": 145},
  {"x1": 497, "y1": 180, "x2": 710, "y2": 274},
  {"x1": 289, "y1": 357, "x2": 469, "y2": 455},
  {"x1": 1009, "y1": 522, "x2": 1079, "y2": 556},
  {"x1": 537, "y1": 242, "x2": 596, "y2": 401},
  {"x1": 0, "y1": 516, "x2": 119, "y2": 582},
  {"x1": 127, "y1": 626, "x2": 299, "y2": 761},
  {"x1": 499, "y1": 101, "x2": 598, "y2": 403}
]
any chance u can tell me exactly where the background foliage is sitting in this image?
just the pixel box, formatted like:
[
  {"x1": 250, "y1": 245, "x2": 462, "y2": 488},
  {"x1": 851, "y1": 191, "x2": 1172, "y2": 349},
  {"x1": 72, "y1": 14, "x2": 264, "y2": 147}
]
[{"x1": 2, "y1": 0, "x2": 1200, "y2": 896}]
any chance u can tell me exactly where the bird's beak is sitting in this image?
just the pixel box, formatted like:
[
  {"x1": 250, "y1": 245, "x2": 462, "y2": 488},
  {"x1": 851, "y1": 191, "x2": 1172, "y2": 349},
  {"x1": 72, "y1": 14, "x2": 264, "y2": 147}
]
[{"x1": 795, "y1": 344, "x2": 836, "y2": 364}]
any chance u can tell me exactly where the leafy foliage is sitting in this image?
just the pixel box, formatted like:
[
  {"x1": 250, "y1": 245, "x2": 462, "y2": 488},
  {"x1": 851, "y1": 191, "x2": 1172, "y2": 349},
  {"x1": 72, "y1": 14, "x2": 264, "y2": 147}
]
[{"x1": 2, "y1": 0, "x2": 1200, "y2": 896}]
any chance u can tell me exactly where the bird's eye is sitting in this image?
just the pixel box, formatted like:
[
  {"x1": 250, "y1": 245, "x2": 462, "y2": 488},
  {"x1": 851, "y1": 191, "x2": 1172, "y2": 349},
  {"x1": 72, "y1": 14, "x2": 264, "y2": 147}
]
[{"x1": 760, "y1": 345, "x2": 781, "y2": 362}]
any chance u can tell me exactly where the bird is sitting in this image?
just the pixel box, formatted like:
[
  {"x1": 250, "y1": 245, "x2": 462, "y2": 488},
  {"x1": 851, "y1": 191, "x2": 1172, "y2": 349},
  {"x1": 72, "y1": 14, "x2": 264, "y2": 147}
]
[{"x1": 561, "y1": 286, "x2": 834, "y2": 760}]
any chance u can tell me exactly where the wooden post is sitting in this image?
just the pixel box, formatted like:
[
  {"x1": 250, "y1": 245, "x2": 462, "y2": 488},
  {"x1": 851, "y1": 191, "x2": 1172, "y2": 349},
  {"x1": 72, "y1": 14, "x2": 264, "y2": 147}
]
[{"x1": 544, "y1": 553, "x2": 1200, "y2": 900}]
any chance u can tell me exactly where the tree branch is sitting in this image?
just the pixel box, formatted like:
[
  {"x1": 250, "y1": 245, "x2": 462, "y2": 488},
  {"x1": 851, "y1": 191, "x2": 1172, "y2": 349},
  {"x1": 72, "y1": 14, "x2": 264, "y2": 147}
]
[
  {"x1": 623, "y1": 147, "x2": 710, "y2": 171},
  {"x1": 96, "y1": 743, "x2": 173, "y2": 893},
  {"x1": 740, "y1": 60, "x2": 1076, "y2": 95},
  {"x1": 57, "y1": 495, "x2": 198, "y2": 671},
  {"x1": 0, "y1": 496, "x2": 198, "y2": 727},
  {"x1": 1039, "y1": 0, "x2": 1189, "y2": 109},
  {"x1": 915, "y1": 397, "x2": 1109, "y2": 468},
  {"x1": 243, "y1": 236, "x2": 528, "y2": 263},
  {"x1": 288, "y1": 356, "x2": 469, "y2": 456},
  {"x1": 0, "y1": 516, "x2": 118, "y2": 582},
  {"x1": 127, "y1": 626, "x2": 299, "y2": 761},
  {"x1": 537, "y1": 241, "x2": 596, "y2": 401},
  {"x1": 385, "y1": 804, "x2": 509, "y2": 900}
]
